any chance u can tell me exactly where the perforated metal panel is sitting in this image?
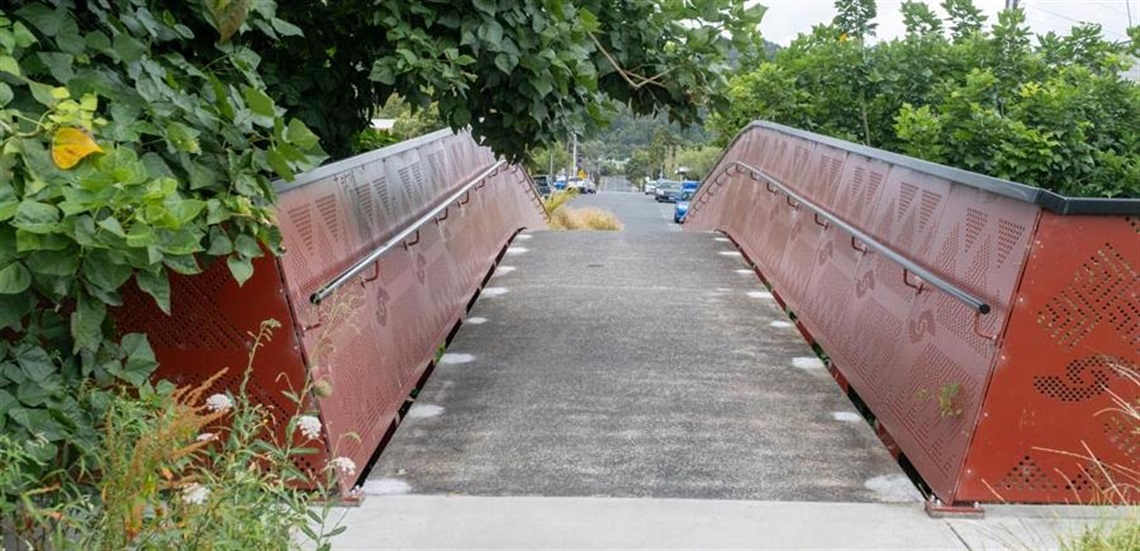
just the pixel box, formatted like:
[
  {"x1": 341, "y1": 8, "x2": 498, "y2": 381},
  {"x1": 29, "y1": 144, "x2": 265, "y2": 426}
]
[
  {"x1": 114, "y1": 255, "x2": 325, "y2": 480},
  {"x1": 960, "y1": 213, "x2": 1139, "y2": 504},
  {"x1": 117, "y1": 130, "x2": 546, "y2": 494},
  {"x1": 687, "y1": 122, "x2": 1138, "y2": 506}
]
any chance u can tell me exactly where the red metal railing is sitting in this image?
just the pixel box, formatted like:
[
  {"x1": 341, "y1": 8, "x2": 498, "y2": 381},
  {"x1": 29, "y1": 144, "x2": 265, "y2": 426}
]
[
  {"x1": 117, "y1": 130, "x2": 547, "y2": 493},
  {"x1": 686, "y1": 121, "x2": 1139, "y2": 506}
]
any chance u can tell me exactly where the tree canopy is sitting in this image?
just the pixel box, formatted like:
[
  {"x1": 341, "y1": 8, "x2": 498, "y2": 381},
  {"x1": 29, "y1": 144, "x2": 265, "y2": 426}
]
[
  {"x1": 712, "y1": 0, "x2": 1140, "y2": 198},
  {"x1": 247, "y1": 0, "x2": 767, "y2": 160}
]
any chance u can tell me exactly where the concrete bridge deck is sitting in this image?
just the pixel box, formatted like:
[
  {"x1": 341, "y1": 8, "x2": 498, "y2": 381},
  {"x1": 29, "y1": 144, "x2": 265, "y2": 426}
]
[{"x1": 365, "y1": 191, "x2": 915, "y2": 503}]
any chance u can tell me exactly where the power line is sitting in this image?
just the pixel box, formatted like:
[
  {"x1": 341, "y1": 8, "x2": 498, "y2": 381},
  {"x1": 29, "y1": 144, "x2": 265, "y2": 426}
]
[{"x1": 1024, "y1": 2, "x2": 1131, "y2": 41}]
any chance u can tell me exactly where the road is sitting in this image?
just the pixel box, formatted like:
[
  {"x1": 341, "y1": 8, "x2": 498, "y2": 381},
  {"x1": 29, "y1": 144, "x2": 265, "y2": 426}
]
[{"x1": 570, "y1": 175, "x2": 682, "y2": 232}]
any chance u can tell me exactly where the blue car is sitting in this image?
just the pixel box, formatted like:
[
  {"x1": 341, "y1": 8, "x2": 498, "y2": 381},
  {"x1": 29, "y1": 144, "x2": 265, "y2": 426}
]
[{"x1": 674, "y1": 190, "x2": 695, "y2": 223}]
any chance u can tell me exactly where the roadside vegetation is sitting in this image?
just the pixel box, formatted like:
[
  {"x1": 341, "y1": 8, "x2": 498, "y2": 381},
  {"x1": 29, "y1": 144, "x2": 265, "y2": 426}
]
[
  {"x1": 543, "y1": 190, "x2": 622, "y2": 231},
  {"x1": 712, "y1": 0, "x2": 1140, "y2": 197}
]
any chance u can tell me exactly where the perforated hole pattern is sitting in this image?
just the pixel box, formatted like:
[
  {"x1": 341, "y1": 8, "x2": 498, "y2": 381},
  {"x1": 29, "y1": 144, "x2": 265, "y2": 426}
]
[
  {"x1": 1037, "y1": 243, "x2": 1138, "y2": 349},
  {"x1": 1032, "y1": 355, "x2": 1119, "y2": 402}
]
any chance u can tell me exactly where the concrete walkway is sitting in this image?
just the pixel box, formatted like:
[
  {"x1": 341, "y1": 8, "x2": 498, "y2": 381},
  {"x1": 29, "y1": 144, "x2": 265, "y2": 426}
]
[
  {"x1": 322, "y1": 495, "x2": 1107, "y2": 550},
  {"x1": 366, "y1": 229, "x2": 912, "y2": 502}
]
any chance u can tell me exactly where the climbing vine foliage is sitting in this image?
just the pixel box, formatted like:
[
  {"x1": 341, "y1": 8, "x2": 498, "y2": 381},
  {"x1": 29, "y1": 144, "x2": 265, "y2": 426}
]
[{"x1": 0, "y1": 0, "x2": 324, "y2": 474}]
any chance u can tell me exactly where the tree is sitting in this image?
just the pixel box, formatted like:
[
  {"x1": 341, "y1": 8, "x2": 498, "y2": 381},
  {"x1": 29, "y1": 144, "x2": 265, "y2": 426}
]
[
  {"x1": 901, "y1": 0, "x2": 943, "y2": 39},
  {"x1": 716, "y1": 2, "x2": 1140, "y2": 198},
  {"x1": 942, "y1": 0, "x2": 987, "y2": 42},
  {"x1": 833, "y1": 0, "x2": 878, "y2": 40},
  {"x1": 247, "y1": 0, "x2": 767, "y2": 160}
]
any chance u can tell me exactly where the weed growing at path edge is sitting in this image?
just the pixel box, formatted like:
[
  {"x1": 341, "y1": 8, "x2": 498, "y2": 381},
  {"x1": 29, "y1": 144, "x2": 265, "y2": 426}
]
[{"x1": 1, "y1": 320, "x2": 347, "y2": 550}]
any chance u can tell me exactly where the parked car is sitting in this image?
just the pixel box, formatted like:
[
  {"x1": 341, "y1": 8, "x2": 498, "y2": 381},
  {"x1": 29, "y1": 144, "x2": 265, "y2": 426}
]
[
  {"x1": 681, "y1": 180, "x2": 699, "y2": 195},
  {"x1": 532, "y1": 175, "x2": 552, "y2": 197},
  {"x1": 654, "y1": 180, "x2": 682, "y2": 202},
  {"x1": 567, "y1": 178, "x2": 597, "y2": 194},
  {"x1": 644, "y1": 180, "x2": 657, "y2": 195},
  {"x1": 674, "y1": 190, "x2": 694, "y2": 223}
]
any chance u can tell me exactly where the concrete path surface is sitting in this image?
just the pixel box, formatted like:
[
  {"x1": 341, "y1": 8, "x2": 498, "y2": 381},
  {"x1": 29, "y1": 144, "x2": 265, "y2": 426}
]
[
  {"x1": 366, "y1": 229, "x2": 912, "y2": 502},
  {"x1": 319, "y1": 495, "x2": 1114, "y2": 550}
]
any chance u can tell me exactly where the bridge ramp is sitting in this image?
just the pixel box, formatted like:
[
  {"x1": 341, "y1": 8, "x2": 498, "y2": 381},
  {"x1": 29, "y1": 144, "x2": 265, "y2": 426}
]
[{"x1": 368, "y1": 214, "x2": 916, "y2": 503}]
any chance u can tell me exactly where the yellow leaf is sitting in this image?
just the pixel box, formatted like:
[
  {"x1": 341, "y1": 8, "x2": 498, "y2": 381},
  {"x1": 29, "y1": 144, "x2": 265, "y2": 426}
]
[{"x1": 51, "y1": 127, "x2": 103, "y2": 170}]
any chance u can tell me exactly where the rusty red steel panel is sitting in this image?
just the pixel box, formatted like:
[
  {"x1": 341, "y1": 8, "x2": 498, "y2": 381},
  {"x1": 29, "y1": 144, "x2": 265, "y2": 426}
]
[
  {"x1": 686, "y1": 121, "x2": 1138, "y2": 506},
  {"x1": 959, "y1": 213, "x2": 1139, "y2": 504},
  {"x1": 116, "y1": 130, "x2": 547, "y2": 493},
  {"x1": 115, "y1": 254, "x2": 329, "y2": 479}
]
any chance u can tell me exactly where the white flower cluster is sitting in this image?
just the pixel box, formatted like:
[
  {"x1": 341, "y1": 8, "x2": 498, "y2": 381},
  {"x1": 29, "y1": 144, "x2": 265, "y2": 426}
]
[
  {"x1": 181, "y1": 483, "x2": 210, "y2": 505},
  {"x1": 297, "y1": 415, "x2": 322, "y2": 440},
  {"x1": 330, "y1": 457, "x2": 357, "y2": 477},
  {"x1": 205, "y1": 393, "x2": 233, "y2": 413}
]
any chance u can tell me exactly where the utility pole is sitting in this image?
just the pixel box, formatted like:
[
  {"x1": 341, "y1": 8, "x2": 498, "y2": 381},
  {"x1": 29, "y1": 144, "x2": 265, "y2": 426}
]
[{"x1": 571, "y1": 134, "x2": 578, "y2": 179}]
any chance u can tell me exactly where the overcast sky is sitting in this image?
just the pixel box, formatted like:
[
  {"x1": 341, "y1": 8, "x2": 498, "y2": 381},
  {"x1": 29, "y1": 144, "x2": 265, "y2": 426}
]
[{"x1": 759, "y1": 0, "x2": 1139, "y2": 45}]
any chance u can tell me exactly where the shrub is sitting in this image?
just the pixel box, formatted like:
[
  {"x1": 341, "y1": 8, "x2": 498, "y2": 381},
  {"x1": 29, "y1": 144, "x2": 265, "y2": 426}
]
[
  {"x1": 1, "y1": 320, "x2": 346, "y2": 550},
  {"x1": 0, "y1": 0, "x2": 324, "y2": 492}
]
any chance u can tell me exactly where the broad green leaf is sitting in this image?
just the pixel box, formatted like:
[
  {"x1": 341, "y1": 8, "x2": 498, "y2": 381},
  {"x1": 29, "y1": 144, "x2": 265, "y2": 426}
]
[
  {"x1": 71, "y1": 292, "x2": 107, "y2": 353},
  {"x1": 136, "y1": 269, "x2": 171, "y2": 314},
  {"x1": 233, "y1": 234, "x2": 263, "y2": 258},
  {"x1": 119, "y1": 333, "x2": 157, "y2": 386},
  {"x1": 578, "y1": 8, "x2": 600, "y2": 33},
  {"x1": 166, "y1": 121, "x2": 202, "y2": 153},
  {"x1": 28, "y1": 81, "x2": 59, "y2": 107},
  {"x1": 265, "y1": 148, "x2": 294, "y2": 180},
  {"x1": 97, "y1": 216, "x2": 127, "y2": 238},
  {"x1": 16, "y1": 4, "x2": 63, "y2": 37},
  {"x1": 17, "y1": 380, "x2": 56, "y2": 407},
  {"x1": 14, "y1": 201, "x2": 59, "y2": 234},
  {"x1": 0, "y1": 82, "x2": 12, "y2": 107},
  {"x1": 270, "y1": 17, "x2": 303, "y2": 37},
  {"x1": 82, "y1": 251, "x2": 134, "y2": 291},
  {"x1": 15, "y1": 345, "x2": 54, "y2": 383},
  {"x1": 25, "y1": 248, "x2": 80, "y2": 277},
  {"x1": 112, "y1": 33, "x2": 147, "y2": 63},
  {"x1": 226, "y1": 254, "x2": 254, "y2": 286},
  {"x1": 0, "y1": 294, "x2": 34, "y2": 330},
  {"x1": 243, "y1": 85, "x2": 276, "y2": 118},
  {"x1": 0, "y1": 263, "x2": 31, "y2": 294},
  {"x1": 0, "y1": 55, "x2": 20, "y2": 77},
  {"x1": 166, "y1": 198, "x2": 207, "y2": 227},
  {"x1": 207, "y1": 228, "x2": 233, "y2": 255},
  {"x1": 473, "y1": 0, "x2": 497, "y2": 16},
  {"x1": 0, "y1": 389, "x2": 15, "y2": 419},
  {"x1": 162, "y1": 254, "x2": 200, "y2": 275},
  {"x1": 284, "y1": 118, "x2": 320, "y2": 150}
]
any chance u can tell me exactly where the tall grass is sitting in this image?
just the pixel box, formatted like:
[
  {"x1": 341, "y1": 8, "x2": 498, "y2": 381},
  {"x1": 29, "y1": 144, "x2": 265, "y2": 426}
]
[
  {"x1": 1055, "y1": 360, "x2": 1140, "y2": 550},
  {"x1": 549, "y1": 207, "x2": 623, "y2": 230},
  {"x1": 543, "y1": 190, "x2": 623, "y2": 231}
]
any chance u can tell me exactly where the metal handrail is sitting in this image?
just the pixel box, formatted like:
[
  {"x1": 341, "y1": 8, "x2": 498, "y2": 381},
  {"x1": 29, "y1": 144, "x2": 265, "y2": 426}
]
[
  {"x1": 713, "y1": 161, "x2": 992, "y2": 315},
  {"x1": 309, "y1": 160, "x2": 508, "y2": 304}
]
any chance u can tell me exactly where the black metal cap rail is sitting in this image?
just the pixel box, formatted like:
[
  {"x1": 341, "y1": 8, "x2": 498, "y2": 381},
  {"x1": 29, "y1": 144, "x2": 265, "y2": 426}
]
[
  {"x1": 710, "y1": 161, "x2": 992, "y2": 315},
  {"x1": 732, "y1": 121, "x2": 1140, "y2": 216},
  {"x1": 310, "y1": 160, "x2": 519, "y2": 304}
]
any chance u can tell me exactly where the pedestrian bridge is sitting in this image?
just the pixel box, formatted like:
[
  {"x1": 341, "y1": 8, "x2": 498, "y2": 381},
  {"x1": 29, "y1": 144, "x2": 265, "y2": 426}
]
[{"x1": 117, "y1": 122, "x2": 1138, "y2": 522}]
